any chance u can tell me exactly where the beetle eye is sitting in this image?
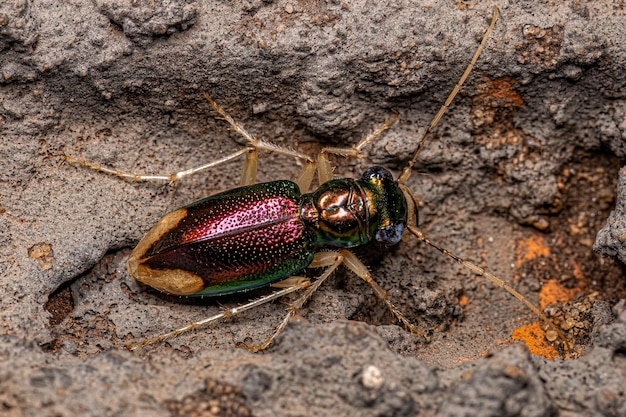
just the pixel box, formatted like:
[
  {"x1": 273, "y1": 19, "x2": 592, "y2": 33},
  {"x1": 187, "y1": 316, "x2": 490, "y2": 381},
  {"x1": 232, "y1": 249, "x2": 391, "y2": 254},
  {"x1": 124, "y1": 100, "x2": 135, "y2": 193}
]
[
  {"x1": 362, "y1": 166, "x2": 393, "y2": 182},
  {"x1": 375, "y1": 223, "x2": 404, "y2": 245}
]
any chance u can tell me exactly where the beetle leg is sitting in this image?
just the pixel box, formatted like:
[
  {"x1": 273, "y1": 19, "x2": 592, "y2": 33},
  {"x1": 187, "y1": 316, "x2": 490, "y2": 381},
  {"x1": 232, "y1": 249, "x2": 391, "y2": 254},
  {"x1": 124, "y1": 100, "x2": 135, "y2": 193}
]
[
  {"x1": 65, "y1": 94, "x2": 318, "y2": 188},
  {"x1": 248, "y1": 248, "x2": 424, "y2": 352},
  {"x1": 240, "y1": 147, "x2": 258, "y2": 186},
  {"x1": 293, "y1": 159, "x2": 317, "y2": 193},
  {"x1": 316, "y1": 151, "x2": 335, "y2": 184},
  {"x1": 204, "y1": 93, "x2": 317, "y2": 191},
  {"x1": 314, "y1": 114, "x2": 399, "y2": 185},
  {"x1": 323, "y1": 114, "x2": 399, "y2": 160},
  {"x1": 313, "y1": 114, "x2": 399, "y2": 185},
  {"x1": 340, "y1": 249, "x2": 424, "y2": 337},
  {"x1": 64, "y1": 147, "x2": 251, "y2": 183},
  {"x1": 246, "y1": 251, "x2": 344, "y2": 352},
  {"x1": 127, "y1": 277, "x2": 312, "y2": 350}
]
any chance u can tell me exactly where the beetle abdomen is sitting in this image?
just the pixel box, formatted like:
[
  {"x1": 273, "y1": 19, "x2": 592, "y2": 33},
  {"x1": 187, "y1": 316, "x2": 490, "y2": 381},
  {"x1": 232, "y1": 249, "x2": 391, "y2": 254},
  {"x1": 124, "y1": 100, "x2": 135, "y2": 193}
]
[{"x1": 127, "y1": 181, "x2": 314, "y2": 296}]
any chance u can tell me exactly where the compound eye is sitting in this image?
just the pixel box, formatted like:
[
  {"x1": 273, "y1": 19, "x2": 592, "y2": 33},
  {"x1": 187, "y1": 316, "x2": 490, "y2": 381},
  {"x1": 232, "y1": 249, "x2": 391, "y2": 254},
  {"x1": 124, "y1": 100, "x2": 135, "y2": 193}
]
[
  {"x1": 375, "y1": 223, "x2": 404, "y2": 245},
  {"x1": 362, "y1": 166, "x2": 393, "y2": 182}
]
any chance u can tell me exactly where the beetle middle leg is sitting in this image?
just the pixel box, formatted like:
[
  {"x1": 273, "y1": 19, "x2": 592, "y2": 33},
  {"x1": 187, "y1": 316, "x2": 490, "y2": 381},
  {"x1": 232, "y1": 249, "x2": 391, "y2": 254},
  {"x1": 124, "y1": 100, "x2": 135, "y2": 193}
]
[
  {"x1": 245, "y1": 251, "x2": 345, "y2": 352},
  {"x1": 203, "y1": 93, "x2": 317, "y2": 191},
  {"x1": 247, "y1": 249, "x2": 422, "y2": 352},
  {"x1": 202, "y1": 93, "x2": 399, "y2": 190},
  {"x1": 66, "y1": 91, "x2": 422, "y2": 350},
  {"x1": 64, "y1": 94, "x2": 317, "y2": 190}
]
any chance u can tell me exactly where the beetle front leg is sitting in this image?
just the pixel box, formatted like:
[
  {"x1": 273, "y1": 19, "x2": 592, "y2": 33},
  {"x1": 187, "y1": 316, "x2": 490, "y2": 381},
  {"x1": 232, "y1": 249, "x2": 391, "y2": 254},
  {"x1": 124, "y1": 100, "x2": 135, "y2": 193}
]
[
  {"x1": 247, "y1": 249, "x2": 423, "y2": 352},
  {"x1": 315, "y1": 114, "x2": 399, "y2": 184},
  {"x1": 340, "y1": 249, "x2": 423, "y2": 337}
]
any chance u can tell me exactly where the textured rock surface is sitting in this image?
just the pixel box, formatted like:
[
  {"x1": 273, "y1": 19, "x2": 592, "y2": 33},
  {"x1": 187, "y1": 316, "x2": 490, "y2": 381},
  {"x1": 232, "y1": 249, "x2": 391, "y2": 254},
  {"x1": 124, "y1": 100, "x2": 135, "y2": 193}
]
[
  {"x1": 1, "y1": 0, "x2": 625, "y2": 415},
  {"x1": 2, "y1": 302, "x2": 626, "y2": 415}
]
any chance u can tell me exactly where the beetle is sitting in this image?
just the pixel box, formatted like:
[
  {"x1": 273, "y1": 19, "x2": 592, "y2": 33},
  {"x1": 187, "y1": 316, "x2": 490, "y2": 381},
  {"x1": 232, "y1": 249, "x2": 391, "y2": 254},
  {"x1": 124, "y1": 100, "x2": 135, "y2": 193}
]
[{"x1": 65, "y1": 6, "x2": 570, "y2": 352}]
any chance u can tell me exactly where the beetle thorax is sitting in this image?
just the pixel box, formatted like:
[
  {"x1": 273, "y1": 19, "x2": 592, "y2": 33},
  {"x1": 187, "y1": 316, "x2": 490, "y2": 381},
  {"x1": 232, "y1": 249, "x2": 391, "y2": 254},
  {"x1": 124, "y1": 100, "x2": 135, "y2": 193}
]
[
  {"x1": 300, "y1": 167, "x2": 409, "y2": 249},
  {"x1": 300, "y1": 178, "x2": 371, "y2": 248}
]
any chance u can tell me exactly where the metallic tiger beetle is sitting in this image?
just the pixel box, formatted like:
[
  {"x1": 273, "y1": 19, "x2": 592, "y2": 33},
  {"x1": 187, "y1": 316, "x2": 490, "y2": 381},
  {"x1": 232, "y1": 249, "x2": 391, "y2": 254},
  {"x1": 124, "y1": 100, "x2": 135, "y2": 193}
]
[{"x1": 65, "y1": 6, "x2": 571, "y2": 352}]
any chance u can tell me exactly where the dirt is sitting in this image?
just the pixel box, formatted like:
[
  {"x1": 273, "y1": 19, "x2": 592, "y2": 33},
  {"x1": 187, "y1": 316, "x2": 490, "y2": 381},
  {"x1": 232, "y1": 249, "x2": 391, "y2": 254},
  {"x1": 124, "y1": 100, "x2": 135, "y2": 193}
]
[{"x1": 2, "y1": 1, "x2": 626, "y2": 416}]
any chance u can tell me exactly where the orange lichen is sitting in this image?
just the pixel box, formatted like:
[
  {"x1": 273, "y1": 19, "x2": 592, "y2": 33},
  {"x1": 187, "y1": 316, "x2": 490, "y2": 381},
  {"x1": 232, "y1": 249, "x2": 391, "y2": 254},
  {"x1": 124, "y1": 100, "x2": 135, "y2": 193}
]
[
  {"x1": 512, "y1": 322, "x2": 559, "y2": 360},
  {"x1": 28, "y1": 242, "x2": 55, "y2": 270},
  {"x1": 570, "y1": 258, "x2": 585, "y2": 281},
  {"x1": 539, "y1": 279, "x2": 582, "y2": 309}
]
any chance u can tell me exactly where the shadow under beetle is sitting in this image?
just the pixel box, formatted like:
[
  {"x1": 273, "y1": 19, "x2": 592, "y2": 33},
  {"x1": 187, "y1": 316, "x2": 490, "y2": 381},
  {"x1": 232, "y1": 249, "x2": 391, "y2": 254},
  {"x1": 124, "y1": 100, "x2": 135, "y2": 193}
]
[{"x1": 66, "y1": 6, "x2": 571, "y2": 353}]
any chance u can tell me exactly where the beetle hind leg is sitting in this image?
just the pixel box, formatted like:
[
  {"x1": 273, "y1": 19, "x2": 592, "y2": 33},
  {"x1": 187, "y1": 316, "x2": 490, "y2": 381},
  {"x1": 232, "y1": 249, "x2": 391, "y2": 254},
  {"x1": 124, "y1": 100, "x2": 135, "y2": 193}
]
[
  {"x1": 127, "y1": 277, "x2": 312, "y2": 351},
  {"x1": 64, "y1": 147, "x2": 252, "y2": 184},
  {"x1": 64, "y1": 94, "x2": 318, "y2": 189}
]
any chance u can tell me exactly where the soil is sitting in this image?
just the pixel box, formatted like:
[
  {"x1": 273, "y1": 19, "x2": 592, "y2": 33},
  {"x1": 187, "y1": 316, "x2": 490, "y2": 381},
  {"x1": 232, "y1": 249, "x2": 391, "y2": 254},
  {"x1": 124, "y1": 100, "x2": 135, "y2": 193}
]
[{"x1": 2, "y1": 1, "x2": 626, "y2": 416}]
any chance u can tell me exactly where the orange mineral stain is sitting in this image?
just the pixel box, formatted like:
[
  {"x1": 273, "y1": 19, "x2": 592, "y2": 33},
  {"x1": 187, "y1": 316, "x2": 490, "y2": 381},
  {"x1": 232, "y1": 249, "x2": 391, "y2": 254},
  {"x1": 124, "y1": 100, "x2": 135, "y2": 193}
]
[
  {"x1": 459, "y1": 294, "x2": 469, "y2": 307},
  {"x1": 539, "y1": 279, "x2": 582, "y2": 308},
  {"x1": 514, "y1": 235, "x2": 550, "y2": 268},
  {"x1": 512, "y1": 322, "x2": 559, "y2": 360}
]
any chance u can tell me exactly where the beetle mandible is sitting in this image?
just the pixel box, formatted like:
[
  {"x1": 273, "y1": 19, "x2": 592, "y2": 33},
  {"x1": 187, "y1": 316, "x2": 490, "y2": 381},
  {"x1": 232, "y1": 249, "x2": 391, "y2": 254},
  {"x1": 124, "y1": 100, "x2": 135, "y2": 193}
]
[{"x1": 66, "y1": 6, "x2": 570, "y2": 352}]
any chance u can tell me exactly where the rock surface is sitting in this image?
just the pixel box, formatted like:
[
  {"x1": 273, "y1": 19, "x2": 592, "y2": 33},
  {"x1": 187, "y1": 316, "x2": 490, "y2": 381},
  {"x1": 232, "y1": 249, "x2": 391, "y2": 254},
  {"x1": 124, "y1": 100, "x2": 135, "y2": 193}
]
[{"x1": 1, "y1": 1, "x2": 625, "y2": 415}]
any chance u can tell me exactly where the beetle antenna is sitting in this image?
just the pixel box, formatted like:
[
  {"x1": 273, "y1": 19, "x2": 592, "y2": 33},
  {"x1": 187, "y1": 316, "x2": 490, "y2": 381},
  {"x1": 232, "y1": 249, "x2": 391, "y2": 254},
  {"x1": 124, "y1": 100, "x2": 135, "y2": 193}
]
[
  {"x1": 406, "y1": 225, "x2": 571, "y2": 354},
  {"x1": 398, "y1": 5, "x2": 499, "y2": 184}
]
